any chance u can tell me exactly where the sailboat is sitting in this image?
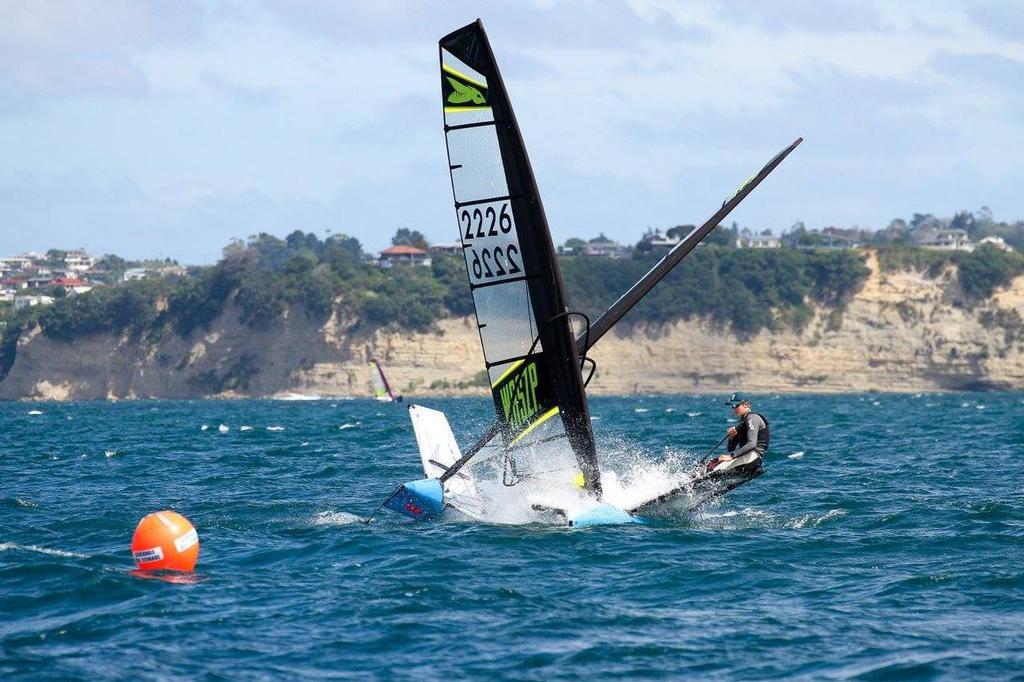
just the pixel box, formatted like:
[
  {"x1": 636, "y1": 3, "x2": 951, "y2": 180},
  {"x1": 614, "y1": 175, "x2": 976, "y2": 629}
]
[
  {"x1": 383, "y1": 19, "x2": 801, "y2": 526},
  {"x1": 368, "y1": 358, "x2": 401, "y2": 403}
]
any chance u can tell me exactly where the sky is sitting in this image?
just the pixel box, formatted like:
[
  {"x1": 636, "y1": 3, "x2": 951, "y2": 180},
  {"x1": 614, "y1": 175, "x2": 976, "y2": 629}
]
[{"x1": 2, "y1": 0, "x2": 1024, "y2": 264}]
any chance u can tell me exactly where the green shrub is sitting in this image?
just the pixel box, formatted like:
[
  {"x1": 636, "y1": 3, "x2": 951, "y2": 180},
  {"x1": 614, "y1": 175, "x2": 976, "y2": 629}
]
[
  {"x1": 877, "y1": 246, "x2": 951, "y2": 275},
  {"x1": 956, "y1": 244, "x2": 1024, "y2": 299},
  {"x1": 561, "y1": 247, "x2": 870, "y2": 336}
]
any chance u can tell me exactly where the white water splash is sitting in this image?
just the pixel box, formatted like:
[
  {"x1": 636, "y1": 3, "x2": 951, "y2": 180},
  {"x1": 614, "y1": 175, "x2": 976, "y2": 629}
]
[
  {"x1": 27, "y1": 410, "x2": 43, "y2": 416},
  {"x1": 200, "y1": 424, "x2": 209, "y2": 431},
  {"x1": 634, "y1": 408, "x2": 649, "y2": 413},
  {"x1": 240, "y1": 425, "x2": 254, "y2": 432},
  {"x1": 311, "y1": 511, "x2": 364, "y2": 526},
  {"x1": 788, "y1": 451, "x2": 805, "y2": 459},
  {"x1": 0, "y1": 542, "x2": 89, "y2": 559},
  {"x1": 338, "y1": 422, "x2": 361, "y2": 430},
  {"x1": 789, "y1": 509, "x2": 847, "y2": 529},
  {"x1": 218, "y1": 424, "x2": 229, "y2": 434},
  {"x1": 104, "y1": 450, "x2": 120, "y2": 458},
  {"x1": 266, "y1": 426, "x2": 285, "y2": 432},
  {"x1": 686, "y1": 411, "x2": 702, "y2": 417}
]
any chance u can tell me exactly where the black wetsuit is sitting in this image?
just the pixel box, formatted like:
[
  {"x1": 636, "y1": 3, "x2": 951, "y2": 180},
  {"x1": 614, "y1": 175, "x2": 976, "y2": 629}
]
[{"x1": 727, "y1": 411, "x2": 770, "y2": 459}]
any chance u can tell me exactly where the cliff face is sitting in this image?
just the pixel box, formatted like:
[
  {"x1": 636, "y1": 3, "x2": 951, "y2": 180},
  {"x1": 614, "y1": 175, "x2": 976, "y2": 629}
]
[{"x1": 2, "y1": 253, "x2": 1023, "y2": 400}]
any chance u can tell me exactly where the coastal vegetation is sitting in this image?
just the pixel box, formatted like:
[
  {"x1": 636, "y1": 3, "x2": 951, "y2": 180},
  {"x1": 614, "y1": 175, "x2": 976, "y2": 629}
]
[
  {"x1": 2, "y1": 213, "x2": 1024, "y2": 380},
  {"x1": 876, "y1": 244, "x2": 1024, "y2": 299},
  {"x1": 561, "y1": 247, "x2": 869, "y2": 336}
]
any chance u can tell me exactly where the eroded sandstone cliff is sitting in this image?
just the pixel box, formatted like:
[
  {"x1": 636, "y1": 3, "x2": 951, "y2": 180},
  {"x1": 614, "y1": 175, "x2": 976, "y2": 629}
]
[{"x1": 2, "y1": 253, "x2": 1022, "y2": 400}]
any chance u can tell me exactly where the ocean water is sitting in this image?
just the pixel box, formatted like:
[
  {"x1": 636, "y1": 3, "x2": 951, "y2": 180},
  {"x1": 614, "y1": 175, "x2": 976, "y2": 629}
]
[{"x1": 2, "y1": 394, "x2": 1023, "y2": 680}]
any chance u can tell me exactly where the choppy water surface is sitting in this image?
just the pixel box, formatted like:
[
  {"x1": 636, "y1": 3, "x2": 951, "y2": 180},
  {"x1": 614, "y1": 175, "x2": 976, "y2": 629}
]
[{"x1": 2, "y1": 394, "x2": 1023, "y2": 680}]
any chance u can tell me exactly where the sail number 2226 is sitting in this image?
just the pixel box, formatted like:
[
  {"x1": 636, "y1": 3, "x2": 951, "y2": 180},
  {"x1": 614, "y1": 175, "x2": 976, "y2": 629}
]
[
  {"x1": 461, "y1": 203, "x2": 512, "y2": 240},
  {"x1": 460, "y1": 202, "x2": 523, "y2": 282}
]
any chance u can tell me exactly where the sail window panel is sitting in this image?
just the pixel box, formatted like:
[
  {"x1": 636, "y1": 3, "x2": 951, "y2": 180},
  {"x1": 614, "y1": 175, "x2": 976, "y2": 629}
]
[
  {"x1": 443, "y1": 107, "x2": 494, "y2": 126},
  {"x1": 441, "y1": 50, "x2": 488, "y2": 92},
  {"x1": 446, "y1": 127, "x2": 509, "y2": 204},
  {"x1": 473, "y1": 281, "x2": 539, "y2": 363}
]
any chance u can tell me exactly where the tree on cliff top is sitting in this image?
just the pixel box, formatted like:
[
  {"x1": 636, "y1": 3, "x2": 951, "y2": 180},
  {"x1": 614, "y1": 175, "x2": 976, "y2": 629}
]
[{"x1": 391, "y1": 228, "x2": 429, "y2": 250}]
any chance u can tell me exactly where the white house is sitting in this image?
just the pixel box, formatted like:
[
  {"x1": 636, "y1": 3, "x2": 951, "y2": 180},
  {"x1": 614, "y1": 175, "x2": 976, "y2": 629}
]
[
  {"x1": 584, "y1": 235, "x2": 632, "y2": 258},
  {"x1": 122, "y1": 268, "x2": 149, "y2": 281},
  {"x1": 15, "y1": 294, "x2": 54, "y2": 310},
  {"x1": 918, "y1": 228, "x2": 975, "y2": 252},
  {"x1": 737, "y1": 234, "x2": 782, "y2": 249},
  {"x1": 978, "y1": 236, "x2": 1014, "y2": 252},
  {"x1": 428, "y1": 243, "x2": 463, "y2": 256},
  {"x1": 640, "y1": 230, "x2": 682, "y2": 250},
  {"x1": 63, "y1": 250, "x2": 95, "y2": 272}
]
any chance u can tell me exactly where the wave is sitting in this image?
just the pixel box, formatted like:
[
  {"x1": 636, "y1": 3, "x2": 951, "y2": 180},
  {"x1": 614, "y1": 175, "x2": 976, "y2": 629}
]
[
  {"x1": 0, "y1": 542, "x2": 89, "y2": 559},
  {"x1": 310, "y1": 511, "x2": 364, "y2": 526},
  {"x1": 788, "y1": 508, "x2": 847, "y2": 529}
]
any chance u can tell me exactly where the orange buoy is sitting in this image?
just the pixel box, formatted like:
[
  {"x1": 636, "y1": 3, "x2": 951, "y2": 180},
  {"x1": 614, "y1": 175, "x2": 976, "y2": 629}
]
[{"x1": 131, "y1": 510, "x2": 200, "y2": 572}]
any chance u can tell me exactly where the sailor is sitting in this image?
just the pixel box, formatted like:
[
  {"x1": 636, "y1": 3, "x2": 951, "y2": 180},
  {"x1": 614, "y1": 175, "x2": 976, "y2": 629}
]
[{"x1": 706, "y1": 392, "x2": 769, "y2": 475}]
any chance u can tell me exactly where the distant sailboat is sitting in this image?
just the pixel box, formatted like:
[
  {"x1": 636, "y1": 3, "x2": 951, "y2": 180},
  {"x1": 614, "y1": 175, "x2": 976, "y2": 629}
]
[{"x1": 368, "y1": 359, "x2": 401, "y2": 403}]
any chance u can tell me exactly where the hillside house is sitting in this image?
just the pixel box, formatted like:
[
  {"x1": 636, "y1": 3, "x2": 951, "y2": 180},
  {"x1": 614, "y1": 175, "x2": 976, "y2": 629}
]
[
  {"x1": 737, "y1": 234, "x2": 782, "y2": 248},
  {"x1": 0, "y1": 277, "x2": 28, "y2": 293},
  {"x1": 15, "y1": 294, "x2": 54, "y2": 310},
  {"x1": 978, "y1": 236, "x2": 1014, "y2": 252},
  {"x1": 584, "y1": 235, "x2": 632, "y2": 258},
  {"x1": 640, "y1": 230, "x2": 682, "y2": 250},
  {"x1": 428, "y1": 243, "x2": 463, "y2": 256},
  {"x1": 49, "y1": 277, "x2": 93, "y2": 295},
  {"x1": 918, "y1": 228, "x2": 974, "y2": 252},
  {"x1": 378, "y1": 245, "x2": 432, "y2": 268},
  {"x1": 63, "y1": 250, "x2": 95, "y2": 272}
]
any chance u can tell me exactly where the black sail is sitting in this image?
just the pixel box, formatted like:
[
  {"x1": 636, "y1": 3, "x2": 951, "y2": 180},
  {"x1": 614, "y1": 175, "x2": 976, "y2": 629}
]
[{"x1": 440, "y1": 20, "x2": 601, "y2": 494}]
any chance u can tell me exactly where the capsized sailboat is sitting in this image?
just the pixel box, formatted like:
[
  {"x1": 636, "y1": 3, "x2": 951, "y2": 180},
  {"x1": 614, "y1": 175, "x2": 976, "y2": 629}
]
[{"x1": 383, "y1": 19, "x2": 801, "y2": 526}]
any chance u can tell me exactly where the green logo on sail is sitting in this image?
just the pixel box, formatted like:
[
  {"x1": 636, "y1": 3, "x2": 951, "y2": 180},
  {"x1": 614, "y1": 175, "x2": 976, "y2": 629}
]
[
  {"x1": 446, "y1": 77, "x2": 486, "y2": 105},
  {"x1": 498, "y1": 361, "x2": 541, "y2": 433}
]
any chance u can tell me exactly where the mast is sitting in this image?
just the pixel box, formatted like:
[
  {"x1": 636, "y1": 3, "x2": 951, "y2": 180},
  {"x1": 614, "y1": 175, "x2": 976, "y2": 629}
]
[
  {"x1": 373, "y1": 359, "x2": 396, "y2": 401},
  {"x1": 440, "y1": 20, "x2": 602, "y2": 493}
]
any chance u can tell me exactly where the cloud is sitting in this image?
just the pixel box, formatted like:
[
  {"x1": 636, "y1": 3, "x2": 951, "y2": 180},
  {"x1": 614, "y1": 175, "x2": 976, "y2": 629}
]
[
  {"x1": 968, "y1": 0, "x2": 1024, "y2": 43},
  {"x1": 709, "y1": 0, "x2": 884, "y2": 34},
  {"x1": 0, "y1": 1, "x2": 208, "y2": 100},
  {"x1": 929, "y1": 49, "x2": 1024, "y2": 88},
  {"x1": 2, "y1": 1, "x2": 1024, "y2": 263},
  {"x1": 201, "y1": 72, "x2": 276, "y2": 107}
]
